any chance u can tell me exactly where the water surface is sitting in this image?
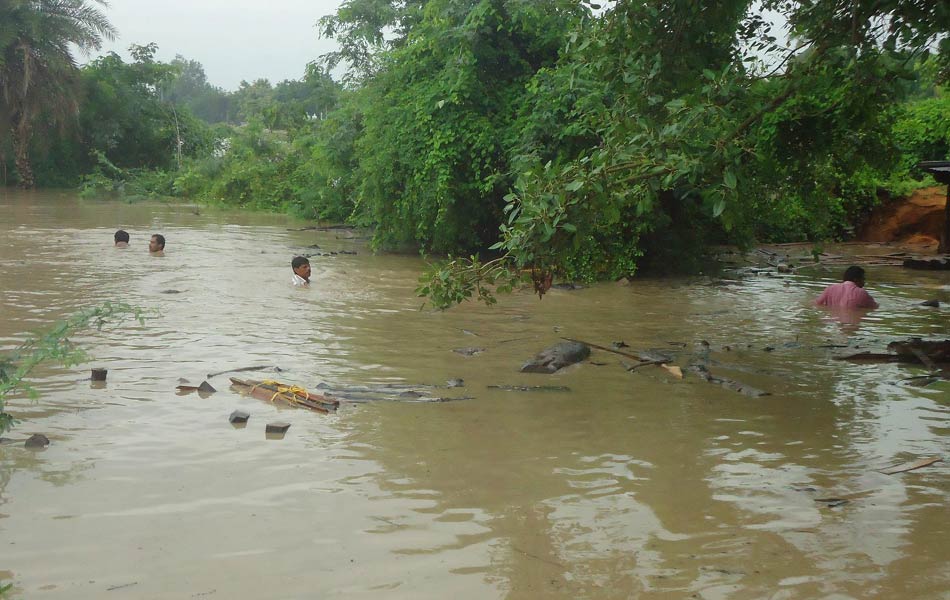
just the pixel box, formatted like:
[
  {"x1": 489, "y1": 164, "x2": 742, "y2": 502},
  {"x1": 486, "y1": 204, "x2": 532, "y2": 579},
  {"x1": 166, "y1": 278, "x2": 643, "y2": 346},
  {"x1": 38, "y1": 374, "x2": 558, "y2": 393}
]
[{"x1": 1, "y1": 190, "x2": 948, "y2": 599}]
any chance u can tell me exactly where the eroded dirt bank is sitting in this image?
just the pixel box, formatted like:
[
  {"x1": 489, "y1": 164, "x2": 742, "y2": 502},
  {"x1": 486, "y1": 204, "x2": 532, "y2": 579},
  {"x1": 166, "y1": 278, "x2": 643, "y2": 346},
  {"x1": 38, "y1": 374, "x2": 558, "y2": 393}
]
[{"x1": 859, "y1": 186, "x2": 948, "y2": 251}]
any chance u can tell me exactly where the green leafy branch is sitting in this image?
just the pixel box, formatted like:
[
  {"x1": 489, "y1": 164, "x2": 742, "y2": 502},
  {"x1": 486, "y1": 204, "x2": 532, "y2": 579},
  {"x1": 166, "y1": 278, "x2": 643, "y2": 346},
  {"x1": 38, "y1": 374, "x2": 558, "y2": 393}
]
[{"x1": 0, "y1": 302, "x2": 149, "y2": 436}]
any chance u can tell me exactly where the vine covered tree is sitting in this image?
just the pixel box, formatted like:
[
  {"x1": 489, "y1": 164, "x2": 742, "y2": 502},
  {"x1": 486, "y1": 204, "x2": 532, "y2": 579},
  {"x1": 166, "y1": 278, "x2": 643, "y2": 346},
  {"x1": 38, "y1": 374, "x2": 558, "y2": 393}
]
[{"x1": 0, "y1": 0, "x2": 115, "y2": 188}]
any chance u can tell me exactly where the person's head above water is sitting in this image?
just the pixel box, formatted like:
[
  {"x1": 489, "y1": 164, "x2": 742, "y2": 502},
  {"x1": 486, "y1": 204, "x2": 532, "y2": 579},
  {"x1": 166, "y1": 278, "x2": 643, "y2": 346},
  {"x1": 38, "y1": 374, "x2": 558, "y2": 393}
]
[
  {"x1": 149, "y1": 234, "x2": 165, "y2": 254},
  {"x1": 292, "y1": 256, "x2": 311, "y2": 282},
  {"x1": 114, "y1": 230, "x2": 130, "y2": 247},
  {"x1": 842, "y1": 265, "x2": 866, "y2": 287}
]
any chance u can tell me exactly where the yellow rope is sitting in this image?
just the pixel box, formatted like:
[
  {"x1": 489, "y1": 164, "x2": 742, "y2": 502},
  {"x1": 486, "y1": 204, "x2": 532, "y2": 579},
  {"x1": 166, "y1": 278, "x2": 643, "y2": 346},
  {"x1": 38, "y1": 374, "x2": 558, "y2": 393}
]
[{"x1": 256, "y1": 379, "x2": 310, "y2": 406}]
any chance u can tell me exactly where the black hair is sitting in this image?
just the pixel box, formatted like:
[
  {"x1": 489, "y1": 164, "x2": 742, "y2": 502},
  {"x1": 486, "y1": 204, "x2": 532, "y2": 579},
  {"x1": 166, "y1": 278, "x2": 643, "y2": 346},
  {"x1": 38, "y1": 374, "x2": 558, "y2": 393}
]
[
  {"x1": 151, "y1": 234, "x2": 165, "y2": 249},
  {"x1": 842, "y1": 266, "x2": 865, "y2": 283},
  {"x1": 114, "y1": 230, "x2": 129, "y2": 243},
  {"x1": 291, "y1": 256, "x2": 310, "y2": 269}
]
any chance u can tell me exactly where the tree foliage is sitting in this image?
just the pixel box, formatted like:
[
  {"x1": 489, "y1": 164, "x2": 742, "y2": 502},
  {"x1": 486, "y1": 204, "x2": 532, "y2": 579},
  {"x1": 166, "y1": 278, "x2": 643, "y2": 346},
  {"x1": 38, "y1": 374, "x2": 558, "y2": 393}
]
[
  {"x1": 416, "y1": 0, "x2": 950, "y2": 306},
  {"x1": 0, "y1": 303, "x2": 147, "y2": 436},
  {"x1": 0, "y1": 0, "x2": 115, "y2": 188}
]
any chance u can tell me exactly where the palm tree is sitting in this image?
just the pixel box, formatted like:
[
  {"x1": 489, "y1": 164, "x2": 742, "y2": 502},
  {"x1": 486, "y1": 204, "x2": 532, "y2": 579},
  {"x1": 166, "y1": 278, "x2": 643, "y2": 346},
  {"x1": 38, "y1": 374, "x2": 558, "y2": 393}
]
[{"x1": 0, "y1": 0, "x2": 115, "y2": 188}]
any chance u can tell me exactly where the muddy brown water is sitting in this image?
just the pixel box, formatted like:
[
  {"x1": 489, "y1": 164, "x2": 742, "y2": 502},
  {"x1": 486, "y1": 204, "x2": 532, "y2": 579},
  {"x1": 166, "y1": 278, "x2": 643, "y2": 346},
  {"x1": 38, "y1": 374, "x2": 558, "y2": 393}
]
[{"x1": 1, "y1": 190, "x2": 948, "y2": 599}]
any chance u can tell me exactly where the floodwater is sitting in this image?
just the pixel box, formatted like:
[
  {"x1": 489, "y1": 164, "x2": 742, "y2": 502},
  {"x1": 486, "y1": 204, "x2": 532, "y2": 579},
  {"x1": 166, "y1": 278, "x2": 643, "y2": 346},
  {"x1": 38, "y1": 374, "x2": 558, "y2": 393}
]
[{"x1": 1, "y1": 190, "x2": 948, "y2": 599}]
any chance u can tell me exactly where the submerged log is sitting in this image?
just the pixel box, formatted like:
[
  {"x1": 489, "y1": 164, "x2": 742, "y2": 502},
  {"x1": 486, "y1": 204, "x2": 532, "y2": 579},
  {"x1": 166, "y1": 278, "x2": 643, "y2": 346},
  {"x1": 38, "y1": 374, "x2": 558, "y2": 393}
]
[
  {"x1": 487, "y1": 385, "x2": 572, "y2": 392},
  {"x1": 687, "y1": 364, "x2": 770, "y2": 397},
  {"x1": 835, "y1": 352, "x2": 903, "y2": 363},
  {"x1": 902, "y1": 257, "x2": 950, "y2": 270},
  {"x1": 314, "y1": 382, "x2": 471, "y2": 403},
  {"x1": 836, "y1": 340, "x2": 950, "y2": 371},
  {"x1": 886, "y1": 339, "x2": 950, "y2": 363}
]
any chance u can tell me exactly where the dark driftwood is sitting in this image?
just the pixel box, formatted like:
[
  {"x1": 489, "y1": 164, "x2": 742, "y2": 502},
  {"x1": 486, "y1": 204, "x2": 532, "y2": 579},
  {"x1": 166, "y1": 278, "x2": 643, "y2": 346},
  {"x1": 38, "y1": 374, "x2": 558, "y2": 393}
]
[
  {"x1": 687, "y1": 364, "x2": 770, "y2": 397},
  {"x1": 903, "y1": 257, "x2": 950, "y2": 270},
  {"x1": 887, "y1": 339, "x2": 950, "y2": 363},
  {"x1": 837, "y1": 340, "x2": 950, "y2": 368},
  {"x1": 622, "y1": 359, "x2": 665, "y2": 372},
  {"x1": 207, "y1": 365, "x2": 283, "y2": 378},
  {"x1": 560, "y1": 337, "x2": 643, "y2": 361}
]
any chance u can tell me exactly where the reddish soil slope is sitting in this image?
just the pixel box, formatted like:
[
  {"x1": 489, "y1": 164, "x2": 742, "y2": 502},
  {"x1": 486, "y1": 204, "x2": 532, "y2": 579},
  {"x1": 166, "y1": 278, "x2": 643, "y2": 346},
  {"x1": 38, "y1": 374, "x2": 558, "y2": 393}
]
[{"x1": 858, "y1": 186, "x2": 948, "y2": 251}]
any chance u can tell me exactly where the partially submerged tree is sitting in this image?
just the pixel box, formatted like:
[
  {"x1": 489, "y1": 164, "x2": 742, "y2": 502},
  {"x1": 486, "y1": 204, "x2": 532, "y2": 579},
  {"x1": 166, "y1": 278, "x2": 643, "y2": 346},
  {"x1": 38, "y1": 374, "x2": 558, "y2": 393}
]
[{"x1": 0, "y1": 0, "x2": 115, "y2": 188}]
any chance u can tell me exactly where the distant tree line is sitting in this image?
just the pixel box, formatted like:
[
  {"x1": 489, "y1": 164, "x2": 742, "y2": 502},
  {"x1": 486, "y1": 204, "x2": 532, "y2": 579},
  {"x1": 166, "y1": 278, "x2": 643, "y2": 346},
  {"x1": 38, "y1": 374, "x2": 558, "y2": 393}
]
[{"x1": 2, "y1": 0, "x2": 949, "y2": 306}]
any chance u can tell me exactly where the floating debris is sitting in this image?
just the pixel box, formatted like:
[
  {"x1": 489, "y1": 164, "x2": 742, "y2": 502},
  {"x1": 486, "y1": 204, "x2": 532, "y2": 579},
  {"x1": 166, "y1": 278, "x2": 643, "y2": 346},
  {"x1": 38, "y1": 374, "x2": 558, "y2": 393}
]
[
  {"x1": 453, "y1": 347, "x2": 485, "y2": 357},
  {"x1": 878, "y1": 456, "x2": 941, "y2": 475}
]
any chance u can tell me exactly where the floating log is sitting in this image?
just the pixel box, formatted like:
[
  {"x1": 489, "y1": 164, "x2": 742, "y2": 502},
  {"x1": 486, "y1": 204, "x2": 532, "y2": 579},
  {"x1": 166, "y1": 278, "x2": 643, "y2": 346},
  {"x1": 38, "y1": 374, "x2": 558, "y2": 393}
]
[{"x1": 229, "y1": 378, "x2": 338, "y2": 413}]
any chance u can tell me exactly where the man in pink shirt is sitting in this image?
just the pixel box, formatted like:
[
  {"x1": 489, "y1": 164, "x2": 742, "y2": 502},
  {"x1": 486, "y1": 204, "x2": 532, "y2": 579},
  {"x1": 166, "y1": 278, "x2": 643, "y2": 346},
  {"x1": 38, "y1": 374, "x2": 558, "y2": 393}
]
[{"x1": 814, "y1": 266, "x2": 879, "y2": 309}]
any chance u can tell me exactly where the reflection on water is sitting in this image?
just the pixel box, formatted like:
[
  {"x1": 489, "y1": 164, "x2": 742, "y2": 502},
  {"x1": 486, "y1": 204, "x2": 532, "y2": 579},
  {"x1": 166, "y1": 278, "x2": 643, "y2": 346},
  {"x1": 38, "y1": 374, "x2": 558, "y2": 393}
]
[{"x1": 0, "y1": 190, "x2": 948, "y2": 599}]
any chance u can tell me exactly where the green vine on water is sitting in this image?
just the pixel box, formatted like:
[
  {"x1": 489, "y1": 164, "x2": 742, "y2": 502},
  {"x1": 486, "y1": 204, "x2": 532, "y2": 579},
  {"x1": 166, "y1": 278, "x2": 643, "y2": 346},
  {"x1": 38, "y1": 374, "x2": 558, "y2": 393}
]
[{"x1": 0, "y1": 303, "x2": 149, "y2": 436}]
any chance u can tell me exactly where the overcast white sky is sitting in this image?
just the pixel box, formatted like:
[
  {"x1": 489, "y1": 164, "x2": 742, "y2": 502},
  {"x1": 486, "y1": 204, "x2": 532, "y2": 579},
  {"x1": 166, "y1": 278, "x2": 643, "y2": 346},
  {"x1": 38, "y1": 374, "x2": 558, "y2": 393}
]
[{"x1": 89, "y1": 0, "x2": 345, "y2": 90}]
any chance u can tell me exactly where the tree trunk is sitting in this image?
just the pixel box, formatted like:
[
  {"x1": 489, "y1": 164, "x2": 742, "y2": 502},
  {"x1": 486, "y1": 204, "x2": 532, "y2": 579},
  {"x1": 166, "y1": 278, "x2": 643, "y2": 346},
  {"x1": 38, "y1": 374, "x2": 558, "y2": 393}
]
[
  {"x1": 11, "y1": 112, "x2": 35, "y2": 189},
  {"x1": 940, "y1": 185, "x2": 950, "y2": 255}
]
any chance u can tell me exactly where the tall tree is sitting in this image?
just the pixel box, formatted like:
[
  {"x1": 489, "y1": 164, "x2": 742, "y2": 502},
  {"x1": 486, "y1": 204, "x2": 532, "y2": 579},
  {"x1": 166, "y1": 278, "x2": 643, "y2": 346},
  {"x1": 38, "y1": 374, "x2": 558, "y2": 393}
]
[{"x1": 0, "y1": 0, "x2": 114, "y2": 188}]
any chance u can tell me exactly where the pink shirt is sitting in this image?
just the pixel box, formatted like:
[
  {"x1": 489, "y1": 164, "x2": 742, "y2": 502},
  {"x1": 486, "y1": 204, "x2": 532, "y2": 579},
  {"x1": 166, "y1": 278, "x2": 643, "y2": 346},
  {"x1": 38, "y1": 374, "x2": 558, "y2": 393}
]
[{"x1": 814, "y1": 281, "x2": 878, "y2": 309}]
